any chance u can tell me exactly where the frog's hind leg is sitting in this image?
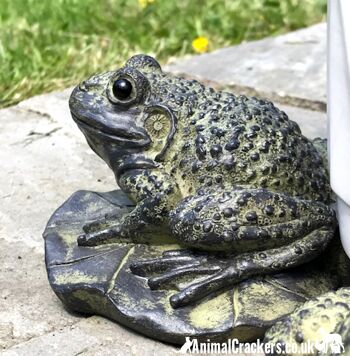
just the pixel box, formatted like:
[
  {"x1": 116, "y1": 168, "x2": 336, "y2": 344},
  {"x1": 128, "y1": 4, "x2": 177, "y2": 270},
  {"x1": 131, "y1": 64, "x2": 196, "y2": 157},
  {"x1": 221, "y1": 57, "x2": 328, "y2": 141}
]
[
  {"x1": 168, "y1": 226, "x2": 334, "y2": 308},
  {"x1": 132, "y1": 225, "x2": 334, "y2": 308},
  {"x1": 148, "y1": 188, "x2": 337, "y2": 307},
  {"x1": 169, "y1": 188, "x2": 336, "y2": 252}
]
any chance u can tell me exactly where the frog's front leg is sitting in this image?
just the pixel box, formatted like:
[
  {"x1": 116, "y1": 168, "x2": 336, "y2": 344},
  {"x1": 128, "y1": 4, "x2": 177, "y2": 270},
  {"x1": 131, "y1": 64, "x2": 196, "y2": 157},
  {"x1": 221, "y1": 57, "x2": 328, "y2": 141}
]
[
  {"x1": 78, "y1": 169, "x2": 179, "y2": 246},
  {"x1": 131, "y1": 188, "x2": 336, "y2": 308},
  {"x1": 78, "y1": 196, "x2": 164, "y2": 246}
]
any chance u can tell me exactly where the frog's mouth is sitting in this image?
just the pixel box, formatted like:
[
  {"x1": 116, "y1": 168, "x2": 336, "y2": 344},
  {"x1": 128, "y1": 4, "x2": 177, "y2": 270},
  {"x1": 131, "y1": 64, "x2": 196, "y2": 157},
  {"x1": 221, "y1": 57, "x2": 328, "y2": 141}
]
[
  {"x1": 71, "y1": 113, "x2": 151, "y2": 147},
  {"x1": 116, "y1": 155, "x2": 159, "y2": 179}
]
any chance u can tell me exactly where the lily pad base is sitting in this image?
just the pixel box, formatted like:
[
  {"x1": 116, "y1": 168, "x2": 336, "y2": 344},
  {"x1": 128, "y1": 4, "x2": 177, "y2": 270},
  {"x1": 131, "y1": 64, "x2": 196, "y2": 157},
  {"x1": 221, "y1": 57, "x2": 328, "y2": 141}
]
[{"x1": 44, "y1": 190, "x2": 339, "y2": 344}]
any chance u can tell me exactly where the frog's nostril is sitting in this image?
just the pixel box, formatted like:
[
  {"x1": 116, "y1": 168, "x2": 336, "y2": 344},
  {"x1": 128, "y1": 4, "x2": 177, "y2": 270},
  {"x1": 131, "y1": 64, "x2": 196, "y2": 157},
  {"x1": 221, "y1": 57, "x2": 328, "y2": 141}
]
[
  {"x1": 79, "y1": 79, "x2": 100, "y2": 92},
  {"x1": 79, "y1": 81, "x2": 88, "y2": 92}
]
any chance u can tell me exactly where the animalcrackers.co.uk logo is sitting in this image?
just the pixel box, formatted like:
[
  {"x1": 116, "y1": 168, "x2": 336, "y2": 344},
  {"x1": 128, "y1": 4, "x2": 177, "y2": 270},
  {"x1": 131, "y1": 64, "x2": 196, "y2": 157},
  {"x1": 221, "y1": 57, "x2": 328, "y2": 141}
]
[{"x1": 177, "y1": 334, "x2": 345, "y2": 354}]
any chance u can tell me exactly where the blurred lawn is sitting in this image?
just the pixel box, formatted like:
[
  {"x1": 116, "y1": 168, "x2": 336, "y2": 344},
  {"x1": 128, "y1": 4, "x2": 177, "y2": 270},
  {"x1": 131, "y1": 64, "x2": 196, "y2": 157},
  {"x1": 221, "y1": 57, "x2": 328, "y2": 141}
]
[{"x1": 0, "y1": 0, "x2": 326, "y2": 108}]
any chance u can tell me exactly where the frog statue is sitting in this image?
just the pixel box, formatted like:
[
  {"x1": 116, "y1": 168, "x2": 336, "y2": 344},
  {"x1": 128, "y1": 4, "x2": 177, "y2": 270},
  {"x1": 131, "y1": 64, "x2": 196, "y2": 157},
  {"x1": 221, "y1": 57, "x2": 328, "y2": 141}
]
[
  {"x1": 69, "y1": 53, "x2": 336, "y2": 301},
  {"x1": 62, "y1": 54, "x2": 350, "y2": 349}
]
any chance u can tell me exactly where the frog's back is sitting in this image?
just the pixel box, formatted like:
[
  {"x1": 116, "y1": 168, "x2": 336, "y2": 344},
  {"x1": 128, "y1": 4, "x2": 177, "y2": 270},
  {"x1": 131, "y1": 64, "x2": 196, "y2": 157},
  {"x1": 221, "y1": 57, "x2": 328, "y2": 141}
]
[{"x1": 145, "y1": 74, "x2": 331, "y2": 204}]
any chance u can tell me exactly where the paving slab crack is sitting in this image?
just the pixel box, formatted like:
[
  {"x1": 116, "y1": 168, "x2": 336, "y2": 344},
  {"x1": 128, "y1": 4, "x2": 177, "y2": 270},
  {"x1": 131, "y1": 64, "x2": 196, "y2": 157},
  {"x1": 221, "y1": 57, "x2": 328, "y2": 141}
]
[
  {"x1": 12, "y1": 127, "x2": 62, "y2": 146},
  {"x1": 17, "y1": 107, "x2": 55, "y2": 122}
]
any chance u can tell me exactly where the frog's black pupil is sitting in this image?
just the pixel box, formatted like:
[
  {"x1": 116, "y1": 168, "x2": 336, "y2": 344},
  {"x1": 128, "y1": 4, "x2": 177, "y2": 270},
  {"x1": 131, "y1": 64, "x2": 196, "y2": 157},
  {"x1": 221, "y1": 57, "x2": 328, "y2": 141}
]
[{"x1": 112, "y1": 79, "x2": 132, "y2": 100}]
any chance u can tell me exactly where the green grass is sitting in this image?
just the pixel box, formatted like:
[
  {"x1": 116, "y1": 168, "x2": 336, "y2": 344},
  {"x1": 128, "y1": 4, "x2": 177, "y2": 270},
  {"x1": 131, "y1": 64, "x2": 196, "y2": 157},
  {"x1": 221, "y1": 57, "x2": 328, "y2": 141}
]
[{"x1": 0, "y1": 0, "x2": 326, "y2": 108}]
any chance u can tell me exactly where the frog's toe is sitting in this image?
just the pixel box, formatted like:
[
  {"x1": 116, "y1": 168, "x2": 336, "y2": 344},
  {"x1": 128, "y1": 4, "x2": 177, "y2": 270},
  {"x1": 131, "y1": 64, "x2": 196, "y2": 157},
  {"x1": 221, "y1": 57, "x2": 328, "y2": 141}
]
[
  {"x1": 129, "y1": 255, "x2": 200, "y2": 277},
  {"x1": 148, "y1": 264, "x2": 222, "y2": 290},
  {"x1": 77, "y1": 229, "x2": 103, "y2": 246},
  {"x1": 169, "y1": 266, "x2": 238, "y2": 308},
  {"x1": 77, "y1": 233, "x2": 89, "y2": 246},
  {"x1": 77, "y1": 226, "x2": 121, "y2": 246}
]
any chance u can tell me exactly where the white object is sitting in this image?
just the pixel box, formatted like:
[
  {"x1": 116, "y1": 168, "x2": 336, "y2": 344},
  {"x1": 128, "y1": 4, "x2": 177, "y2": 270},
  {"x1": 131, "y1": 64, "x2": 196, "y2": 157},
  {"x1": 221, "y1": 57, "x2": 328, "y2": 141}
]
[{"x1": 328, "y1": 0, "x2": 350, "y2": 258}]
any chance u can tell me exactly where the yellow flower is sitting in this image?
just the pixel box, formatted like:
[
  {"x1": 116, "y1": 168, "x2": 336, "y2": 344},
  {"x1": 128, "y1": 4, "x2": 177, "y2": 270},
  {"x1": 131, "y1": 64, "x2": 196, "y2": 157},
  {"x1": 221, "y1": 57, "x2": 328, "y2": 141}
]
[
  {"x1": 192, "y1": 36, "x2": 209, "y2": 54},
  {"x1": 138, "y1": 0, "x2": 155, "y2": 9}
]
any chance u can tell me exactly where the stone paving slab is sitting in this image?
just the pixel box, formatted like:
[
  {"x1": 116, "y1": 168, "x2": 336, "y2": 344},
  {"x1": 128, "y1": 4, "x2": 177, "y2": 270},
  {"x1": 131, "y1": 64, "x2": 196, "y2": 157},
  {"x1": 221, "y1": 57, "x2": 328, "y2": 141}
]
[
  {"x1": 0, "y1": 106, "x2": 114, "y2": 251},
  {"x1": 0, "y1": 106, "x2": 113, "y2": 349},
  {"x1": 0, "y1": 24, "x2": 326, "y2": 355},
  {"x1": 2, "y1": 317, "x2": 177, "y2": 356},
  {"x1": 165, "y1": 23, "x2": 326, "y2": 111},
  {"x1": 0, "y1": 240, "x2": 82, "y2": 350}
]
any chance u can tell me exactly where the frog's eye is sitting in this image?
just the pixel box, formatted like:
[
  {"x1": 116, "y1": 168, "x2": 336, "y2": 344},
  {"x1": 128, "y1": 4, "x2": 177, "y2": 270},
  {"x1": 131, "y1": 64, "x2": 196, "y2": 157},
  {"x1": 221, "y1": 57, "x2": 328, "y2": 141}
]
[
  {"x1": 108, "y1": 75, "x2": 137, "y2": 104},
  {"x1": 112, "y1": 79, "x2": 133, "y2": 100},
  {"x1": 107, "y1": 68, "x2": 150, "y2": 105}
]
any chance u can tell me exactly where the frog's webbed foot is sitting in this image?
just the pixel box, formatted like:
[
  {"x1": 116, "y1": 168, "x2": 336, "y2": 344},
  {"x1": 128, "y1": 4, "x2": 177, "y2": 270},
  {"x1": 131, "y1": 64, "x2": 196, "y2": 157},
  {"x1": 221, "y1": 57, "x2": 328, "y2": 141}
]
[{"x1": 130, "y1": 250, "x2": 240, "y2": 308}]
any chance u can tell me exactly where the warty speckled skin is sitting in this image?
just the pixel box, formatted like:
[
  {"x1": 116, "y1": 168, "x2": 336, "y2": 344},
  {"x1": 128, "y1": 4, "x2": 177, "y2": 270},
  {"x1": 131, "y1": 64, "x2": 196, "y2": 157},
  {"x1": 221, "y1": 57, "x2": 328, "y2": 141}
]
[
  {"x1": 69, "y1": 54, "x2": 336, "y2": 308},
  {"x1": 264, "y1": 287, "x2": 350, "y2": 354}
]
